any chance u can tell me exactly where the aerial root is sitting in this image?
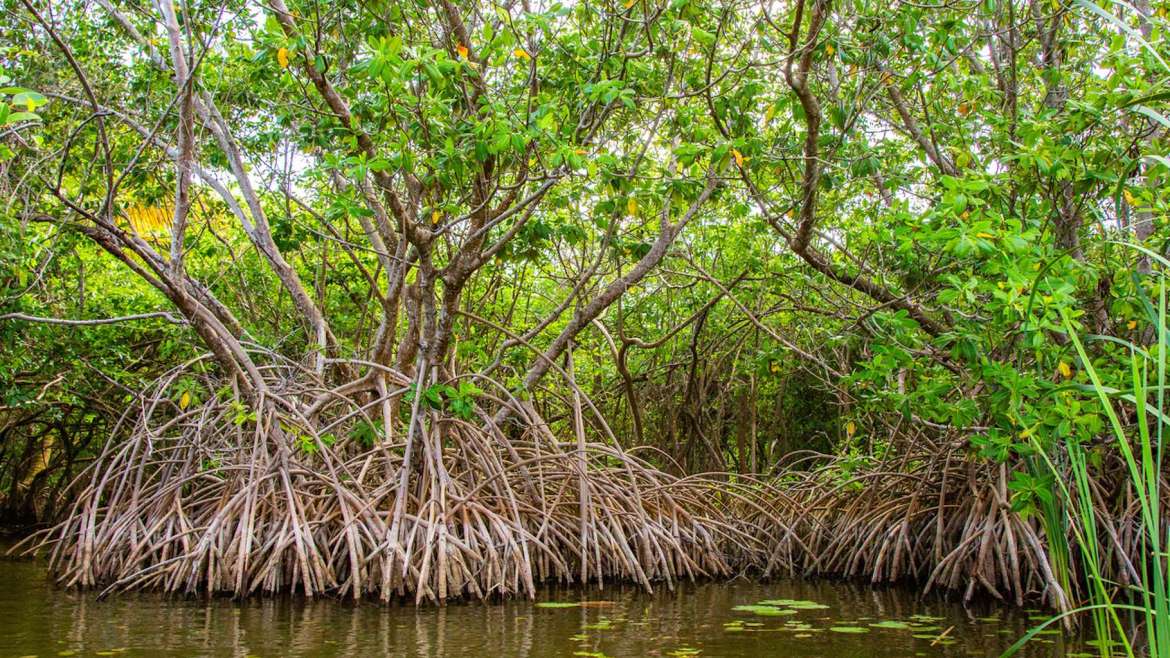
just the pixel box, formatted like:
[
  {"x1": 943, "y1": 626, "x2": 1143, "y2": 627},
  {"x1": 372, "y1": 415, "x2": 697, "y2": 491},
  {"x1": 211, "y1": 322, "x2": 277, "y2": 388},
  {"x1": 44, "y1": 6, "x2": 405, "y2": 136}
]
[
  {"x1": 20, "y1": 361, "x2": 1159, "y2": 609},
  {"x1": 27, "y1": 361, "x2": 777, "y2": 602}
]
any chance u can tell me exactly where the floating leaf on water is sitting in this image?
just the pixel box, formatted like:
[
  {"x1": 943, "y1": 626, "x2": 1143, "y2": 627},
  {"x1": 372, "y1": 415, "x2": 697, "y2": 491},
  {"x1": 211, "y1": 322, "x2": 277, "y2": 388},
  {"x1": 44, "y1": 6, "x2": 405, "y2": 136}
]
[
  {"x1": 870, "y1": 620, "x2": 911, "y2": 629},
  {"x1": 794, "y1": 633, "x2": 812, "y2": 638},
  {"x1": 732, "y1": 604, "x2": 796, "y2": 616},
  {"x1": 536, "y1": 601, "x2": 580, "y2": 608},
  {"x1": 583, "y1": 620, "x2": 613, "y2": 630},
  {"x1": 786, "y1": 602, "x2": 831, "y2": 610},
  {"x1": 829, "y1": 626, "x2": 870, "y2": 634}
]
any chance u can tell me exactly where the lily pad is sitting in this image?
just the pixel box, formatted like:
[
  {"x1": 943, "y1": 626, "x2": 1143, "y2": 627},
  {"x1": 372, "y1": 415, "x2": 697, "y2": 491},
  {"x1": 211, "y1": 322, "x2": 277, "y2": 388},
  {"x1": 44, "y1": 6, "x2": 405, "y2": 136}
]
[
  {"x1": 732, "y1": 604, "x2": 797, "y2": 616},
  {"x1": 829, "y1": 626, "x2": 870, "y2": 634},
  {"x1": 786, "y1": 602, "x2": 831, "y2": 610},
  {"x1": 870, "y1": 620, "x2": 911, "y2": 629},
  {"x1": 536, "y1": 601, "x2": 581, "y2": 608}
]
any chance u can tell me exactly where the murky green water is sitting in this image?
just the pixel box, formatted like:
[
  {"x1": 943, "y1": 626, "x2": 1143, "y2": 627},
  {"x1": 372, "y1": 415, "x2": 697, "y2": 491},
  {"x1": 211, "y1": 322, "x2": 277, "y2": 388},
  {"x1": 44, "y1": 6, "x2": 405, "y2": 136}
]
[{"x1": 0, "y1": 556, "x2": 1084, "y2": 657}]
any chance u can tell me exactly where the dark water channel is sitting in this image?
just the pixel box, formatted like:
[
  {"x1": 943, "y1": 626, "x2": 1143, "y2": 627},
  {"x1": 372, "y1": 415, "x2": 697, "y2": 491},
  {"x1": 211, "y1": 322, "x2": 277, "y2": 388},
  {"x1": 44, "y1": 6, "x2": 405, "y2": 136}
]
[{"x1": 0, "y1": 556, "x2": 1089, "y2": 657}]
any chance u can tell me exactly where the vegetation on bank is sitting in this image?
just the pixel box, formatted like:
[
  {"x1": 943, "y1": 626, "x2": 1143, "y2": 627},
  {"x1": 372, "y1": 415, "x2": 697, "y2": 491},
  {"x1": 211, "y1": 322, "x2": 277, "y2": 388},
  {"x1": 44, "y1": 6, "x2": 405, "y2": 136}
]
[{"x1": 0, "y1": 0, "x2": 1168, "y2": 651}]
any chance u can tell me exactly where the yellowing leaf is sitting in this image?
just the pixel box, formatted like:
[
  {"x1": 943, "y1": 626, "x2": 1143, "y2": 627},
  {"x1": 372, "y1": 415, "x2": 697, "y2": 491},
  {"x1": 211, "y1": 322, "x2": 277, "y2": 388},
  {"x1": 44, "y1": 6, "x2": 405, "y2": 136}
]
[
  {"x1": 456, "y1": 44, "x2": 469, "y2": 60},
  {"x1": 1123, "y1": 189, "x2": 1138, "y2": 206},
  {"x1": 431, "y1": 210, "x2": 441, "y2": 225},
  {"x1": 277, "y1": 47, "x2": 290, "y2": 69},
  {"x1": 764, "y1": 104, "x2": 776, "y2": 124},
  {"x1": 975, "y1": 231, "x2": 994, "y2": 239},
  {"x1": 731, "y1": 148, "x2": 745, "y2": 167},
  {"x1": 513, "y1": 48, "x2": 531, "y2": 60},
  {"x1": 1128, "y1": 320, "x2": 1138, "y2": 330},
  {"x1": 627, "y1": 197, "x2": 638, "y2": 217},
  {"x1": 1058, "y1": 361, "x2": 1072, "y2": 379},
  {"x1": 825, "y1": 43, "x2": 835, "y2": 56},
  {"x1": 624, "y1": 0, "x2": 636, "y2": 7},
  {"x1": 846, "y1": 421, "x2": 856, "y2": 438},
  {"x1": 179, "y1": 391, "x2": 191, "y2": 409},
  {"x1": 125, "y1": 204, "x2": 174, "y2": 237}
]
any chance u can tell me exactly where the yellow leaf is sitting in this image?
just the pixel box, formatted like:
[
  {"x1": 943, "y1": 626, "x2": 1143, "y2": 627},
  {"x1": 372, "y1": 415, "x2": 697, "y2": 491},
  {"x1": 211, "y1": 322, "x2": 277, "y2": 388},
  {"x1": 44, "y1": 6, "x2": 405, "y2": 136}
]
[
  {"x1": 1058, "y1": 361, "x2": 1072, "y2": 379},
  {"x1": 179, "y1": 391, "x2": 191, "y2": 409},
  {"x1": 769, "y1": 362, "x2": 779, "y2": 373},
  {"x1": 513, "y1": 48, "x2": 530, "y2": 60},
  {"x1": 846, "y1": 421, "x2": 856, "y2": 438},
  {"x1": 1123, "y1": 189, "x2": 1137, "y2": 206},
  {"x1": 277, "y1": 47, "x2": 290, "y2": 69},
  {"x1": 825, "y1": 43, "x2": 835, "y2": 56},
  {"x1": 456, "y1": 44, "x2": 469, "y2": 60},
  {"x1": 975, "y1": 231, "x2": 994, "y2": 239},
  {"x1": 624, "y1": 0, "x2": 636, "y2": 7},
  {"x1": 574, "y1": 148, "x2": 587, "y2": 155},
  {"x1": 731, "y1": 148, "x2": 745, "y2": 167},
  {"x1": 1128, "y1": 320, "x2": 1138, "y2": 330},
  {"x1": 764, "y1": 104, "x2": 776, "y2": 124},
  {"x1": 627, "y1": 197, "x2": 638, "y2": 217},
  {"x1": 431, "y1": 210, "x2": 441, "y2": 225}
]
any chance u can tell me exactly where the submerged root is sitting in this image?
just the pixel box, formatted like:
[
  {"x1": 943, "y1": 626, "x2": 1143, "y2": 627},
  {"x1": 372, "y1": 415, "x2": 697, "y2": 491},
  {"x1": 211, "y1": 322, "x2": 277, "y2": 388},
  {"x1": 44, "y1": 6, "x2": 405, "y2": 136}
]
[{"x1": 27, "y1": 360, "x2": 778, "y2": 602}]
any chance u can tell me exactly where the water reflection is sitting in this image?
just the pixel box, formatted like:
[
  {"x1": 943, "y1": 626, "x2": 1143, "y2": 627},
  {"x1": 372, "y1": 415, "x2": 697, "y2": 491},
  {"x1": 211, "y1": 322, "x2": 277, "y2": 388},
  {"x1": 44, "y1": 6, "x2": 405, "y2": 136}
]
[{"x1": 0, "y1": 557, "x2": 1080, "y2": 657}]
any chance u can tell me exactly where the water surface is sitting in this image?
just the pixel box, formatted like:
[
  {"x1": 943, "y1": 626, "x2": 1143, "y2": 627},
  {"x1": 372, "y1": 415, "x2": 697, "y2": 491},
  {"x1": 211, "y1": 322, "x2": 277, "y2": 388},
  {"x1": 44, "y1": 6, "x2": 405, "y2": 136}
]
[{"x1": 0, "y1": 557, "x2": 1083, "y2": 657}]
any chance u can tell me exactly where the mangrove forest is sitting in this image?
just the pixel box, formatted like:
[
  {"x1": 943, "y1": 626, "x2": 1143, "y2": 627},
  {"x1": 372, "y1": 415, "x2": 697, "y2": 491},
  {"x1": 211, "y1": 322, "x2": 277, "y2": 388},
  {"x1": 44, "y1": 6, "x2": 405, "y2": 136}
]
[{"x1": 0, "y1": 0, "x2": 1169, "y2": 654}]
